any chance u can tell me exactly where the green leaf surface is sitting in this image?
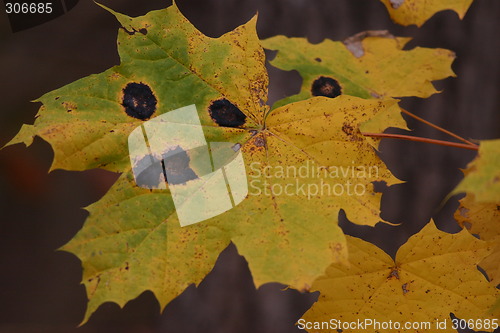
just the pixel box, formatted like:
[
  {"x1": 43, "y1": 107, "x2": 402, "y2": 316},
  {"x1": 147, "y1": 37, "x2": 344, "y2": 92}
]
[
  {"x1": 453, "y1": 139, "x2": 500, "y2": 203},
  {"x1": 64, "y1": 94, "x2": 405, "y2": 322},
  {"x1": 64, "y1": 170, "x2": 232, "y2": 323},
  {"x1": 4, "y1": 3, "x2": 267, "y2": 172}
]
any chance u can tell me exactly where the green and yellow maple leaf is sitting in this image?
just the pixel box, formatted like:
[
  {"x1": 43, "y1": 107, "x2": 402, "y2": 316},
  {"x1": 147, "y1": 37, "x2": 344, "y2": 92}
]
[
  {"x1": 63, "y1": 170, "x2": 233, "y2": 323},
  {"x1": 378, "y1": 0, "x2": 474, "y2": 27},
  {"x1": 261, "y1": 32, "x2": 455, "y2": 109},
  {"x1": 456, "y1": 193, "x2": 500, "y2": 285},
  {"x1": 64, "y1": 94, "x2": 405, "y2": 322},
  {"x1": 301, "y1": 222, "x2": 498, "y2": 332},
  {"x1": 5, "y1": 3, "x2": 267, "y2": 172},
  {"x1": 452, "y1": 140, "x2": 500, "y2": 309},
  {"x1": 452, "y1": 139, "x2": 500, "y2": 203},
  {"x1": 3, "y1": 3, "x2": 409, "y2": 323}
]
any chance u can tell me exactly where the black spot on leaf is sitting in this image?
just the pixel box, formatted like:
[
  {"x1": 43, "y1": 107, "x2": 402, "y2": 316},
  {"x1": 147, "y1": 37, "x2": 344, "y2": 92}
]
[
  {"x1": 135, "y1": 155, "x2": 165, "y2": 188},
  {"x1": 315, "y1": 57, "x2": 322, "y2": 62},
  {"x1": 134, "y1": 147, "x2": 198, "y2": 188},
  {"x1": 121, "y1": 27, "x2": 136, "y2": 35},
  {"x1": 208, "y1": 99, "x2": 246, "y2": 127},
  {"x1": 120, "y1": 27, "x2": 148, "y2": 36},
  {"x1": 122, "y1": 82, "x2": 157, "y2": 120},
  {"x1": 311, "y1": 76, "x2": 342, "y2": 98},
  {"x1": 162, "y1": 147, "x2": 198, "y2": 185}
]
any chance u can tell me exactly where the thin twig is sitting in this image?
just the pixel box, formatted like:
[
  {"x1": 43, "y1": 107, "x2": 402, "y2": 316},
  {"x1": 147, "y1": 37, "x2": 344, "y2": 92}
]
[
  {"x1": 361, "y1": 132, "x2": 479, "y2": 151},
  {"x1": 400, "y1": 108, "x2": 478, "y2": 147}
]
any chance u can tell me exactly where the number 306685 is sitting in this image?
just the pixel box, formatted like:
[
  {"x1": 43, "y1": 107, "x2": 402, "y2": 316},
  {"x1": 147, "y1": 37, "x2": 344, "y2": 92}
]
[{"x1": 5, "y1": 2, "x2": 53, "y2": 14}]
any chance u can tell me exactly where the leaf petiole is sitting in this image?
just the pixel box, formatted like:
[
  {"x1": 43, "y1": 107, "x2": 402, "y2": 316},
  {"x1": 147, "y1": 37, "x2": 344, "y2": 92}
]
[
  {"x1": 400, "y1": 108, "x2": 478, "y2": 147},
  {"x1": 361, "y1": 132, "x2": 479, "y2": 151}
]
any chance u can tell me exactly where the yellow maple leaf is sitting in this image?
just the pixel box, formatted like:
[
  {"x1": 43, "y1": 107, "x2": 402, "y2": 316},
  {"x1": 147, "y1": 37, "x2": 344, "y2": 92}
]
[
  {"x1": 378, "y1": 0, "x2": 474, "y2": 27},
  {"x1": 456, "y1": 194, "x2": 500, "y2": 285},
  {"x1": 301, "y1": 221, "x2": 498, "y2": 332},
  {"x1": 262, "y1": 32, "x2": 455, "y2": 109}
]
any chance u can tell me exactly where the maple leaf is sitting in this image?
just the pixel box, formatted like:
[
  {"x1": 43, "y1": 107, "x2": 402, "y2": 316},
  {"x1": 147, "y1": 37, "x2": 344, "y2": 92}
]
[
  {"x1": 378, "y1": 0, "x2": 474, "y2": 27},
  {"x1": 452, "y1": 139, "x2": 500, "y2": 203},
  {"x1": 63, "y1": 95, "x2": 405, "y2": 322},
  {"x1": 261, "y1": 32, "x2": 455, "y2": 109},
  {"x1": 3, "y1": 3, "x2": 408, "y2": 323},
  {"x1": 4, "y1": 3, "x2": 268, "y2": 172},
  {"x1": 456, "y1": 194, "x2": 500, "y2": 285},
  {"x1": 301, "y1": 222, "x2": 499, "y2": 333},
  {"x1": 62, "y1": 170, "x2": 233, "y2": 323}
]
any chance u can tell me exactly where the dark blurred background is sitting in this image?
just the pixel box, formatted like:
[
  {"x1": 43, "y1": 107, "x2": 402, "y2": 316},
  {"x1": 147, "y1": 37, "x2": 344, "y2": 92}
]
[{"x1": 0, "y1": 0, "x2": 499, "y2": 332}]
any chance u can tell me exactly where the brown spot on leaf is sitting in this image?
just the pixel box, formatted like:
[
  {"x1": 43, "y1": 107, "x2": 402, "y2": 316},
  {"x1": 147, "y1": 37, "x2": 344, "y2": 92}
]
[
  {"x1": 458, "y1": 206, "x2": 469, "y2": 217},
  {"x1": 402, "y1": 283, "x2": 409, "y2": 294},
  {"x1": 62, "y1": 101, "x2": 77, "y2": 113},
  {"x1": 388, "y1": 267, "x2": 400, "y2": 280},
  {"x1": 311, "y1": 76, "x2": 342, "y2": 98},
  {"x1": 342, "y1": 123, "x2": 354, "y2": 135},
  {"x1": 254, "y1": 136, "x2": 265, "y2": 147},
  {"x1": 248, "y1": 134, "x2": 266, "y2": 152},
  {"x1": 122, "y1": 82, "x2": 157, "y2": 120},
  {"x1": 342, "y1": 123, "x2": 362, "y2": 141}
]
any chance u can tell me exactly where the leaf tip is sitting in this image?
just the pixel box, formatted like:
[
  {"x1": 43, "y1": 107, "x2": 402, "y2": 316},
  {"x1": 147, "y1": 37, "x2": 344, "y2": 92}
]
[
  {"x1": 238, "y1": 10, "x2": 259, "y2": 35},
  {"x1": 78, "y1": 305, "x2": 95, "y2": 327},
  {"x1": 48, "y1": 161, "x2": 63, "y2": 173},
  {"x1": 2, "y1": 124, "x2": 37, "y2": 150},
  {"x1": 94, "y1": 1, "x2": 133, "y2": 27}
]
